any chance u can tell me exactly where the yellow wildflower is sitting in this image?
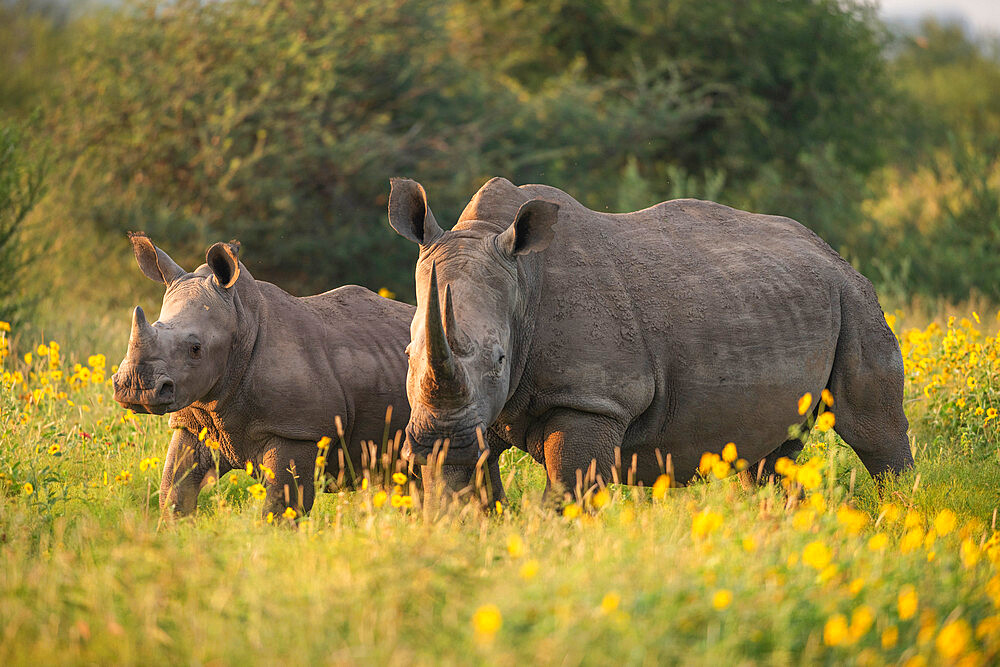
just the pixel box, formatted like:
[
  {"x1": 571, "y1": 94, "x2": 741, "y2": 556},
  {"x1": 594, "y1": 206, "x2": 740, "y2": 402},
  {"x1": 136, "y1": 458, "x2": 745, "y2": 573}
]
[
  {"x1": 691, "y1": 510, "x2": 723, "y2": 540},
  {"x1": 48, "y1": 443, "x2": 61, "y2": 455},
  {"x1": 23, "y1": 352, "x2": 31, "y2": 364},
  {"x1": 22, "y1": 482, "x2": 33, "y2": 495},
  {"x1": 976, "y1": 615, "x2": 1000, "y2": 640},
  {"x1": 836, "y1": 505, "x2": 868, "y2": 535},
  {"x1": 378, "y1": 287, "x2": 396, "y2": 299},
  {"x1": 392, "y1": 472, "x2": 408, "y2": 485},
  {"x1": 849, "y1": 578, "x2": 865, "y2": 596},
  {"x1": 36, "y1": 344, "x2": 48, "y2": 356},
  {"x1": 988, "y1": 408, "x2": 999, "y2": 424},
  {"x1": 507, "y1": 535, "x2": 524, "y2": 558},
  {"x1": 248, "y1": 483, "x2": 266, "y2": 500},
  {"x1": 472, "y1": 605, "x2": 502, "y2": 644},
  {"x1": 821, "y1": 389, "x2": 834, "y2": 406},
  {"x1": 882, "y1": 625, "x2": 899, "y2": 649},
  {"x1": 282, "y1": 507, "x2": 297, "y2": 520},
  {"x1": 809, "y1": 493, "x2": 827, "y2": 514},
  {"x1": 850, "y1": 606, "x2": 875, "y2": 641},
  {"x1": 815, "y1": 411, "x2": 835, "y2": 432},
  {"x1": 824, "y1": 613, "x2": 850, "y2": 646},
  {"x1": 652, "y1": 474, "x2": 671, "y2": 499},
  {"x1": 563, "y1": 503, "x2": 581, "y2": 520},
  {"x1": 934, "y1": 509, "x2": 956, "y2": 536},
  {"x1": 797, "y1": 465, "x2": 822, "y2": 490},
  {"x1": 936, "y1": 619, "x2": 971, "y2": 661},
  {"x1": 711, "y1": 459, "x2": 731, "y2": 479},
  {"x1": 591, "y1": 488, "x2": 610, "y2": 509},
  {"x1": 198, "y1": 427, "x2": 208, "y2": 441},
  {"x1": 391, "y1": 494, "x2": 403, "y2": 508},
  {"x1": 205, "y1": 439, "x2": 220, "y2": 451},
  {"x1": 315, "y1": 455, "x2": 326, "y2": 468},
  {"x1": 245, "y1": 461, "x2": 254, "y2": 475},
  {"x1": 600, "y1": 592, "x2": 621, "y2": 614},
  {"x1": 867, "y1": 533, "x2": 889, "y2": 552},
  {"x1": 798, "y1": 392, "x2": 813, "y2": 415},
  {"x1": 519, "y1": 560, "x2": 539, "y2": 580},
  {"x1": 266, "y1": 512, "x2": 274, "y2": 524},
  {"x1": 317, "y1": 436, "x2": 331, "y2": 449},
  {"x1": 968, "y1": 376, "x2": 978, "y2": 390},
  {"x1": 400, "y1": 495, "x2": 413, "y2": 508},
  {"x1": 792, "y1": 509, "x2": 815, "y2": 532},
  {"x1": 722, "y1": 442, "x2": 737, "y2": 463},
  {"x1": 881, "y1": 502, "x2": 901, "y2": 524},
  {"x1": 898, "y1": 585, "x2": 918, "y2": 620},
  {"x1": 712, "y1": 589, "x2": 733, "y2": 610},
  {"x1": 961, "y1": 538, "x2": 980, "y2": 569},
  {"x1": 803, "y1": 541, "x2": 832, "y2": 570},
  {"x1": 699, "y1": 452, "x2": 720, "y2": 476},
  {"x1": 373, "y1": 491, "x2": 387, "y2": 508},
  {"x1": 0, "y1": 320, "x2": 9, "y2": 332}
]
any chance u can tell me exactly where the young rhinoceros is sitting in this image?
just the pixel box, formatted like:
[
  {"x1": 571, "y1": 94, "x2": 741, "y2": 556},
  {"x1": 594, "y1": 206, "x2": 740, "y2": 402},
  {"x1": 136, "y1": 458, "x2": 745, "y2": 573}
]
[{"x1": 112, "y1": 233, "x2": 414, "y2": 518}]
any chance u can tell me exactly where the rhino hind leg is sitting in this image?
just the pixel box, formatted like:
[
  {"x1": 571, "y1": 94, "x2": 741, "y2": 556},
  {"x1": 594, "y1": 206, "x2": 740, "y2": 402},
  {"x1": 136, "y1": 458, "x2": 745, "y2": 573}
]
[{"x1": 827, "y1": 294, "x2": 914, "y2": 480}]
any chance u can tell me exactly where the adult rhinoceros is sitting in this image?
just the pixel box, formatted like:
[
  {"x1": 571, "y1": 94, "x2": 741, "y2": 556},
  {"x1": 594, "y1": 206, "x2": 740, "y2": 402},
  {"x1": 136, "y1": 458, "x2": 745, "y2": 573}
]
[
  {"x1": 388, "y1": 177, "x2": 913, "y2": 499},
  {"x1": 112, "y1": 234, "x2": 417, "y2": 518}
]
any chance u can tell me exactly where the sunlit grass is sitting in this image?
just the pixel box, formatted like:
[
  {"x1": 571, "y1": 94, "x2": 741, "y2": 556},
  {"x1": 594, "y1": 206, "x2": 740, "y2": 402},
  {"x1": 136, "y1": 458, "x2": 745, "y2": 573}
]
[{"x1": 2, "y1": 314, "x2": 1000, "y2": 663}]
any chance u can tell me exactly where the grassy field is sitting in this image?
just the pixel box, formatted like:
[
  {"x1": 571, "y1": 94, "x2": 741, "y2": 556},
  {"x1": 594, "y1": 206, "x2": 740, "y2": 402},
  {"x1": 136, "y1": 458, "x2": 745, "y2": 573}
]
[{"x1": 2, "y1": 308, "x2": 1000, "y2": 665}]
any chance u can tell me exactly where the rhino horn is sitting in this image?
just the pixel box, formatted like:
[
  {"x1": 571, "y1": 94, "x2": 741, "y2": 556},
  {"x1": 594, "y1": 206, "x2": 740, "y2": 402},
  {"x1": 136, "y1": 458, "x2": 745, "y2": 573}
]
[
  {"x1": 443, "y1": 284, "x2": 470, "y2": 354},
  {"x1": 128, "y1": 306, "x2": 156, "y2": 351},
  {"x1": 424, "y1": 262, "x2": 461, "y2": 388}
]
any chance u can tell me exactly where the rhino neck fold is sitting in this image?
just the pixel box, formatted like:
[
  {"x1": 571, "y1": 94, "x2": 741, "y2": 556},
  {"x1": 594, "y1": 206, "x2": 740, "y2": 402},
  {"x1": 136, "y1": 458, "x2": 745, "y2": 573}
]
[
  {"x1": 193, "y1": 276, "x2": 262, "y2": 414},
  {"x1": 505, "y1": 252, "x2": 545, "y2": 404}
]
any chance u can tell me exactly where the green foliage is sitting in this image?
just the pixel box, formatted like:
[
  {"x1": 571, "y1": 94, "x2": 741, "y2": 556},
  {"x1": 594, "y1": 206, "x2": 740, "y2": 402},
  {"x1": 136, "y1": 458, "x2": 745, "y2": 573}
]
[
  {"x1": 0, "y1": 1, "x2": 68, "y2": 121},
  {"x1": 860, "y1": 21, "x2": 1000, "y2": 300},
  {"x1": 0, "y1": 119, "x2": 48, "y2": 324},
  {"x1": 41, "y1": 0, "x2": 897, "y2": 301}
]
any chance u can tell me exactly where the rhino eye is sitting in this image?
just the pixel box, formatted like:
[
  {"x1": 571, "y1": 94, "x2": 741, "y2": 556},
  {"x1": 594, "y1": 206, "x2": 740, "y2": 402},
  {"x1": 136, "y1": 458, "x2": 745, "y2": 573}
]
[{"x1": 190, "y1": 343, "x2": 201, "y2": 359}]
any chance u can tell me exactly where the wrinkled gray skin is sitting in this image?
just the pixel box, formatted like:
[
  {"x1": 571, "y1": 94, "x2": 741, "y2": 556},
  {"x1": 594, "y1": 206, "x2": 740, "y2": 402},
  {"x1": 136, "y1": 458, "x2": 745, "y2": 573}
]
[
  {"x1": 389, "y1": 177, "x2": 914, "y2": 498},
  {"x1": 112, "y1": 233, "x2": 457, "y2": 519}
]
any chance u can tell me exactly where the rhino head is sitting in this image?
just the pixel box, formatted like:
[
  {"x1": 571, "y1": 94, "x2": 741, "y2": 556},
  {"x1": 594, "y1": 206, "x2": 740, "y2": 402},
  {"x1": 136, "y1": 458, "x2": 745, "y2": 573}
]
[
  {"x1": 112, "y1": 233, "x2": 243, "y2": 415},
  {"x1": 388, "y1": 178, "x2": 559, "y2": 465}
]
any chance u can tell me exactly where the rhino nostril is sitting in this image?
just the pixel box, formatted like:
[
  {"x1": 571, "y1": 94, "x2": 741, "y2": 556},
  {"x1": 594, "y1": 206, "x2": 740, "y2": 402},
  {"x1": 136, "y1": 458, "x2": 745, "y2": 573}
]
[{"x1": 156, "y1": 379, "x2": 175, "y2": 401}]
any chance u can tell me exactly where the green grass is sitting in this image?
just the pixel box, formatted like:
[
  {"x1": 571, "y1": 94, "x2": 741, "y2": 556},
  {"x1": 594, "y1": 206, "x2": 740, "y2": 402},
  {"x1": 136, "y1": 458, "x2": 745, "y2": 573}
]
[{"x1": 2, "y1": 326, "x2": 1000, "y2": 665}]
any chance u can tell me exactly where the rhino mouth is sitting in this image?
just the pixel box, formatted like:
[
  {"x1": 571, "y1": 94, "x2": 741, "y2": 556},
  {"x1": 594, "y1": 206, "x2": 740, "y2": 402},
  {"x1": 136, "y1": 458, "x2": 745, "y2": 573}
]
[
  {"x1": 112, "y1": 374, "x2": 176, "y2": 415},
  {"x1": 402, "y1": 429, "x2": 487, "y2": 466},
  {"x1": 116, "y1": 399, "x2": 171, "y2": 416}
]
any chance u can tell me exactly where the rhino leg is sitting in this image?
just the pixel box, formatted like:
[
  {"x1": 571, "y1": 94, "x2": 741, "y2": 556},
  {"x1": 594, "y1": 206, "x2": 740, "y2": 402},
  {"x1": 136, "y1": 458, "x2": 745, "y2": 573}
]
[
  {"x1": 540, "y1": 410, "x2": 623, "y2": 502},
  {"x1": 827, "y1": 298, "x2": 914, "y2": 480},
  {"x1": 753, "y1": 438, "x2": 805, "y2": 484},
  {"x1": 160, "y1": 428, "x2": 215, "y2": 518},
  {"x1": 261, "y1": 440, "x2": 316, "y2": 519}
]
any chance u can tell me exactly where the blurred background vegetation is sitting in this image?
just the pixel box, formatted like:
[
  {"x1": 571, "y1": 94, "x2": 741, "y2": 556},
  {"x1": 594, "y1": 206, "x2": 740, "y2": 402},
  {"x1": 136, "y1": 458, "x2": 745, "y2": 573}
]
[{"x1": 1, "y1": 0, "x2": 999, "y2": 330}]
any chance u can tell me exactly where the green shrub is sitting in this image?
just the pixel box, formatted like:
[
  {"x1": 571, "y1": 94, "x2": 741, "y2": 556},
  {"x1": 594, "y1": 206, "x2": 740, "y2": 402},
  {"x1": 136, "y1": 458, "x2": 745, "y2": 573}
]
[{"x1": 0, "y1": 119, "x2": 48, "y2": 324}]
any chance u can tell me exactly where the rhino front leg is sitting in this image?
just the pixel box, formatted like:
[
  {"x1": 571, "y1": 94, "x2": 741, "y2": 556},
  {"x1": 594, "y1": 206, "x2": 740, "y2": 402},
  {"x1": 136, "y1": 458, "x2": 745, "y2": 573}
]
[
  {"x1": 261, "y1": 440, "x2": 316, "y2": 519},
  {"x1": 541, "y1": 410, "x2": 624, "y2": 502},
  {"x1": 160, "y1": 428, "x2": 214, "y2": 518}
]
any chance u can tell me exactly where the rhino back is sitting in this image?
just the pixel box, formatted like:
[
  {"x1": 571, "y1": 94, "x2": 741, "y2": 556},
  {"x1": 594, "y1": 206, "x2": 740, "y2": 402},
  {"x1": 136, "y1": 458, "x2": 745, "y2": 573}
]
[{"x1": 203, "y1": 282, "x2": 413, "y2": 461}]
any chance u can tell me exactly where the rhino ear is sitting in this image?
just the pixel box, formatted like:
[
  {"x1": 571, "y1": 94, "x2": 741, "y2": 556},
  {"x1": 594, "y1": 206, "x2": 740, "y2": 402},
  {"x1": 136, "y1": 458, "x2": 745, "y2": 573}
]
[
  {"x1": 497, "y1": 199, "x2": 560, "y2": 257},
  {"x1": 388, "y1": 178, "x2": 444, "y2": 245},
  {"x1": 206, "y1": 240, "x2": 241, "y2": 289},
  {"x1": 128, "y1": 232, "x2": 186, "y2": 285}
]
